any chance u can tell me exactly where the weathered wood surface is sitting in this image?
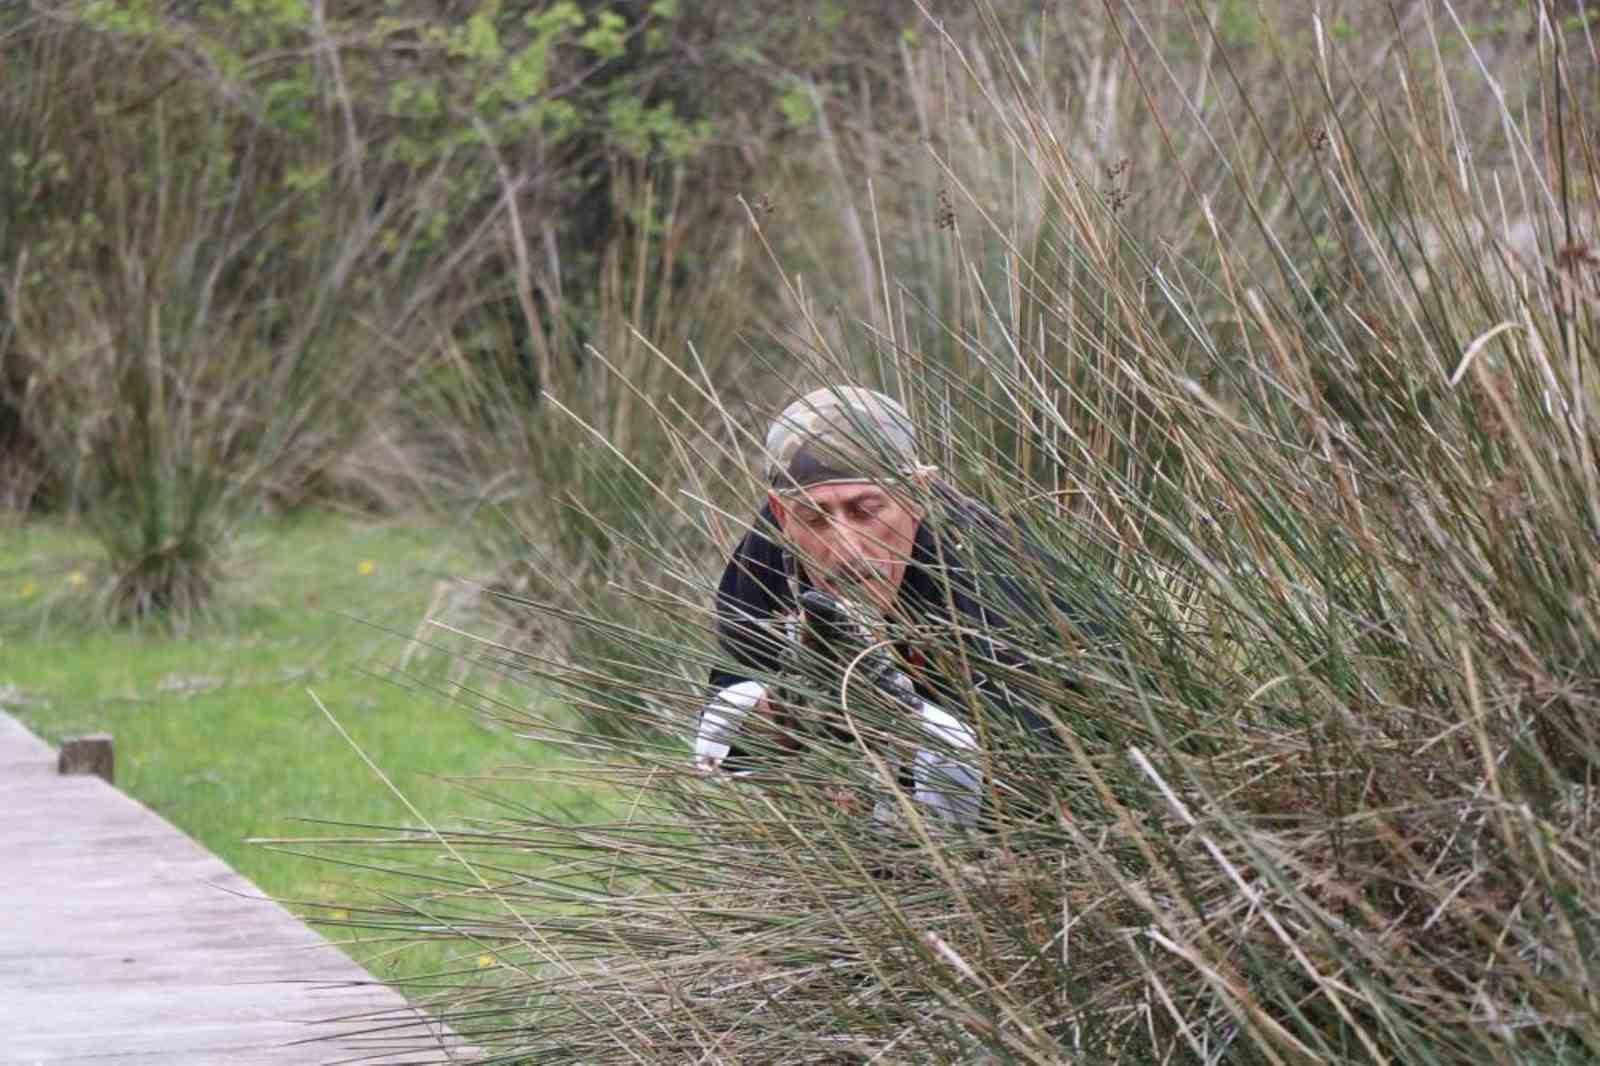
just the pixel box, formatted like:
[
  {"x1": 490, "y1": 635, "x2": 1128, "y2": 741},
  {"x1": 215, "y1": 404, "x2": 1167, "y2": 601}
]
[
  {"x1": 0, "y1": 713, "x2": 469, "y2": 1064},
  {"x1": 56, "y1": 733, "x2": 114, "y2": 783}
]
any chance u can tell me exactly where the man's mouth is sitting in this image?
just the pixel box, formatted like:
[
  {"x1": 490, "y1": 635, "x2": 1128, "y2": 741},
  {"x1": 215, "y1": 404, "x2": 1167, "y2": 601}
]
[{"x1": 825, "y1": 563, "x2": 890, "y2": 591}]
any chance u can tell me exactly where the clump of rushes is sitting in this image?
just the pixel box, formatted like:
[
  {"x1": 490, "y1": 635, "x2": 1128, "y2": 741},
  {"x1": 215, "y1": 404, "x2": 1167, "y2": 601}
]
[
  {"x1": 299, "y1": 4, "x2": 1600, "y2": 1063},
  {"x1": 0, "y1": 20, "x2": 467, "y2": 627},
  {"x1": 430, "y1": 161, "x2": 778, "y2": 736}
]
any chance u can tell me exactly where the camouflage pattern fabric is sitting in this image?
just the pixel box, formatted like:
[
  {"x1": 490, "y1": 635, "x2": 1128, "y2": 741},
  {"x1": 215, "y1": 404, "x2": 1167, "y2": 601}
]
[{"x1": 764, "y1": 386, "x2": 918, "y2": 492}]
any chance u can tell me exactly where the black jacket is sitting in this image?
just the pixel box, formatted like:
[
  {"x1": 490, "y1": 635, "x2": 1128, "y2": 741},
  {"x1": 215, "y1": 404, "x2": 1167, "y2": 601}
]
[{"x1": 707, "y1": 489, "x2": 1108, "y2": 759}]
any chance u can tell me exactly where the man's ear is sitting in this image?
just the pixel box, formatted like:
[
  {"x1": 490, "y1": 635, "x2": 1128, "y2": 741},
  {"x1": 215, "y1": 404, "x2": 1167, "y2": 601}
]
[{"x1": 767, "y1": 490, "x2": 788, "y2": 533}]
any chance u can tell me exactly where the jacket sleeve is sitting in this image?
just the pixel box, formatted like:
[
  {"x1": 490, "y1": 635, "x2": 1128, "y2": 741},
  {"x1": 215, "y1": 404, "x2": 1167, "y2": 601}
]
[{"x1": 699, "y1": 507, "x2": 799, "y2": 768}]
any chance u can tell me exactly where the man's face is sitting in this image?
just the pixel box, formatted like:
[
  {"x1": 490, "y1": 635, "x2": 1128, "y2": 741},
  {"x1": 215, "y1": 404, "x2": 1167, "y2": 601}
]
[{"x1": 769, "y1": 481, "x2": 922, "y2": 612}]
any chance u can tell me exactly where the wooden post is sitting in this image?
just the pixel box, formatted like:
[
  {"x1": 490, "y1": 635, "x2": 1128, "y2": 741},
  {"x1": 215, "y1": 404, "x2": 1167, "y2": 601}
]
[{"x1": 59, "y1": 734, "x2": 114, "y2": 784}]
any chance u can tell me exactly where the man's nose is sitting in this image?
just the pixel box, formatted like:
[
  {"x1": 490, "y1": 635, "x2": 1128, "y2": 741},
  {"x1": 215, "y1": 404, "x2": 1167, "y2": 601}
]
[{"x1": 829, "y1": 522, "x2": 870, "y2": 563}]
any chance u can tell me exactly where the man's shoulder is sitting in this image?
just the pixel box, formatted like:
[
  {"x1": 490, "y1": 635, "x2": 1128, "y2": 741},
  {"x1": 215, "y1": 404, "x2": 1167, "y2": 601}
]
[
  {"x1": 913, "y1": 484, "x2": 1025, "y2": 567},
  {"x1": 914, "y1": 484, "x2": 1119, "y2": 641},
  {"x1": 714, "y1": 502, "x2": 795, "y2": 677}
]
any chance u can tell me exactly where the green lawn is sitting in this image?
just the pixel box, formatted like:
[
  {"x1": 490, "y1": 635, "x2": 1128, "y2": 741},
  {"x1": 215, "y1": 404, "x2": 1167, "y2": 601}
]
[{"x1": 0, "y1": 511, "x2": 596, "y2": 982}]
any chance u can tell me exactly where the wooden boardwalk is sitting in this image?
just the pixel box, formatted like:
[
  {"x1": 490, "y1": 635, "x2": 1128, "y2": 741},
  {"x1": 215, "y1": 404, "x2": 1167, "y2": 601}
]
[{"x1": 0, "y1": 713, "x2": 468, "y2": 1064}]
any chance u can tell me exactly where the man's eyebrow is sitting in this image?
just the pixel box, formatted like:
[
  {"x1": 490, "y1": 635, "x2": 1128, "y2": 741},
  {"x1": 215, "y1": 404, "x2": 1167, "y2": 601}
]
[{"x1": 787, "y1": 487, "x2": 885, "y2": 513}]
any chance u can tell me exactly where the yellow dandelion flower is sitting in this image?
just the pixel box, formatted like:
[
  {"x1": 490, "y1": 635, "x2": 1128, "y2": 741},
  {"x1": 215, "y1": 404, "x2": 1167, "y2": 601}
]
[
  {"x1": 477, "y1": 954, "x2": 496, "y2": 969},
  {"x1": 67, "y1": 571, "x2": 87, "y2": 589},
  {"x1": 357, "y1": 560, "x2": 376, "y2": 576},
  {"x1": 20, "y1": 581, "x2": 37, "y2": 599}
]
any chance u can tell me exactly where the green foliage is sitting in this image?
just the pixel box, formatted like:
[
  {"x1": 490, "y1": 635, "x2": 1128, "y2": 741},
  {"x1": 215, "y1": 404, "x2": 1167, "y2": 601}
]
[
  {"x1": 579, "y1": 10, "x2": 626, "y2": 59},
  {"x1": 777, "y1": 82, "x2": 815, "y2": 127},
  {"x1": 453, "y1": 8, "x2": 502, "y2": 61},
  {"x1": 605, "y1": 96, "x2": 709, "y2": 159},
  {"x1": 230, "y1": 0, "x2": 309, "y2": 25},
  {"x1": 82, "y1": 0, "x2": 160, "y2": 35},
  {"x1": 1216, "y1": 0, "x2": 1260, "y2": 45},
  {"x1": 263, "y1": 69, "x2": 316, "y2": 132}
]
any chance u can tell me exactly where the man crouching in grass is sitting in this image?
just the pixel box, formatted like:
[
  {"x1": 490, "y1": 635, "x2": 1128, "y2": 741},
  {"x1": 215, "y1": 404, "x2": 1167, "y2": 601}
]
[{"x1": 694, "y1": 385, "x2": 1113, "y2": 827}]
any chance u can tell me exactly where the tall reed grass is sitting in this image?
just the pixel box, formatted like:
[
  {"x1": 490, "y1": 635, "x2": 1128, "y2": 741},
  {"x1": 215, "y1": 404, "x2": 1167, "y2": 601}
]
[
  {"x1": 0, "y1": 15, "x2": 473, "y2": 623},
  {"x1": 274, "y1": 2, "x2": 1600, "y2": 1062}
]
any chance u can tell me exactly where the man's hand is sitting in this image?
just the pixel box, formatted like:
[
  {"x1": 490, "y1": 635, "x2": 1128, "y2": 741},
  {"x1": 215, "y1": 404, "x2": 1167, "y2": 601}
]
[
  {"x1": 797, "y1": 589, "x2": 874, "y2": 670},
  {"x1": 693, "y1": 680, "x2": 769, "y2": 773},
  {"x1": 798, "y1": 589, "x2": 917, "y2": 707},
  {"x1": 801, "y1": 590, "x2": 983, "y2": 826}
]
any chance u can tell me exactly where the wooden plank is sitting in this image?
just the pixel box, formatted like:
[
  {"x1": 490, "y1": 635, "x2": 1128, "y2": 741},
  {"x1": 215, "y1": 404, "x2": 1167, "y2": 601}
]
[
  {"x1": 7, "y1": 943, "x2": 398, "y2": 989},
  {"x1": 9, "y1": 1020, "x2": 461, "y2": 1066},
  {"x1": 58, "y1": 732, "x2": 115, "y2": 782},
  {"x1": 0, "y1": 712, "x2": 472, "y2": 1064}
]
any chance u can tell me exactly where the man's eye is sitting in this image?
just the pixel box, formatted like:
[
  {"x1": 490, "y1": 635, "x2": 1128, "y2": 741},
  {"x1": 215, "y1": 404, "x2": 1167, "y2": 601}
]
[
  {"x1": 851, "y1": 500, "x2": 883, "y2": 521},
  {"x1": 798, "y1": 511, "x2": 829, "y2": 528}
]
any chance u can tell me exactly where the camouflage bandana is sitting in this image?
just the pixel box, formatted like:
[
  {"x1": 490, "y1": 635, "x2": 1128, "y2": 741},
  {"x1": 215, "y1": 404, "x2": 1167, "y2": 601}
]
[{"x1": 764, "y1": 387, "x2": 919, "y2": 494}]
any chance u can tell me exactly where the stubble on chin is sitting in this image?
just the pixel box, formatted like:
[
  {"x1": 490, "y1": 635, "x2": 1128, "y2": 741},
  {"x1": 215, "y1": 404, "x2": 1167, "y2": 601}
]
[{"x1": 837, "y1": 578, "x2": 900, "y2": 615}]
